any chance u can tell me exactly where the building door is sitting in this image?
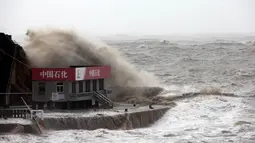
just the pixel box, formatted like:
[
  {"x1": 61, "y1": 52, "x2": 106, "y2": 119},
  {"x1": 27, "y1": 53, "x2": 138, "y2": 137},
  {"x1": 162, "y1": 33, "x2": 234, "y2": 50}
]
[{"x1": 92, "y1": 80, "x2": 97, "y2": 91}]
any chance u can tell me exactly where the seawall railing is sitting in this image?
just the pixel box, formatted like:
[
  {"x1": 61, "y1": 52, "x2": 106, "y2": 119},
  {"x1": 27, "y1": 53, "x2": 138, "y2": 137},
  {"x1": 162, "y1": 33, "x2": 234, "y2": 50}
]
[{"x1": 0, "y1": 108, "x2": 43, "y2": 120}]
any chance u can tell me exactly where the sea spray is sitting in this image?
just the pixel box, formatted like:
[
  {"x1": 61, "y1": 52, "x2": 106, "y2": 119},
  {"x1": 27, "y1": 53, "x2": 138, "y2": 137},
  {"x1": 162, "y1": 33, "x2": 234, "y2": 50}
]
[{"x1": 23, "y1": 28, "x2": 164, "y2": 103}]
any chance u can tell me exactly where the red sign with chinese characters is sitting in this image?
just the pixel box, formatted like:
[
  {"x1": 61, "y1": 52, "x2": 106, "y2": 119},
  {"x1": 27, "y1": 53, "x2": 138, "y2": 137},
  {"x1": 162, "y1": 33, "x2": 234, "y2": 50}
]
[
  {"x1": 32, "y1": 66, "x2": 111, "y2": 81},
  {"x1": 85, "y1": 65, "x2": 111, "y2": 80},
  {"x1": 32, "y1": 68, "x2": 75, "y2": 81}
]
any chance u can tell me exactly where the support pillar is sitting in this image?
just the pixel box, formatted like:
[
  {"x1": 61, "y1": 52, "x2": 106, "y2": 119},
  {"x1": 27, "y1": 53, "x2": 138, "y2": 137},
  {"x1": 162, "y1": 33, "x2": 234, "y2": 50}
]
[
  {"x1": 32, "y1": 101, "x2": 36, "y2": 109},
  {"x1": 95, "y1": 101, "x2": 99, "y2": 107},
  {"x1": 47, "y1": 101, "x2": 53, "y2": 109},
  {"x1": 67, "y1": 101, "x2": 71, "y2": 110},
  {"x1": 38, "y1": 102, "x2": 44, "y2": 109}
]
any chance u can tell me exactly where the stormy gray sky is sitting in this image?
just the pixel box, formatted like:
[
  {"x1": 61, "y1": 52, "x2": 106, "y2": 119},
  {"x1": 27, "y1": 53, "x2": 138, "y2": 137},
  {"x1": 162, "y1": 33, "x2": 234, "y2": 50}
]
[{"x1": 0, "y1": 0, "x2": 254, "y2": 36}]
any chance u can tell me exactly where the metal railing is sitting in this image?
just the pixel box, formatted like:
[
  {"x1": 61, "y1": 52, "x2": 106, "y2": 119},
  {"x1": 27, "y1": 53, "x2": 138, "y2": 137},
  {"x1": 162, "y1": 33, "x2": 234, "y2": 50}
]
[
  {"x1": 30, "y1": 110, "x2": 44, "y2": 120},
  {"x1": 0, "y1": 108, "x2": 30, "y2": 119},
  {"x1": 0, "y1": 108, "x2": 44, "y2": 120},
  {"x1": 93, "y1": 91, "x2": 113, "y2": 107}
]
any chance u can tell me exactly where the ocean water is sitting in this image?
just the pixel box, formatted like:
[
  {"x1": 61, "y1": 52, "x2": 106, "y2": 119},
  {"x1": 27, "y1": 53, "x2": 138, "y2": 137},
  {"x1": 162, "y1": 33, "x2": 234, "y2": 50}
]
[{"x1": 2, "y1": 35, "x2": 255, "y2": 143}]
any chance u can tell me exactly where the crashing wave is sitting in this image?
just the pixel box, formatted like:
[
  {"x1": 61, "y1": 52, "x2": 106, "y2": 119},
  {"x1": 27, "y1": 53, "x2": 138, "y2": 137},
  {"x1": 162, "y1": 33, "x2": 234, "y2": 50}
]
[{"x1": 23, "y1": 28, "x2": 164, "y2": 104}]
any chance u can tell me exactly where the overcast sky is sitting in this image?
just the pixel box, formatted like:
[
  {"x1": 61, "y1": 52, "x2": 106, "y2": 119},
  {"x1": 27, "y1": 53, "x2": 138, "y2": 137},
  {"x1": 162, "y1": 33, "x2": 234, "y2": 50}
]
[{"x1": 0, "y1": 0, "x2": 255, "y2": 36}]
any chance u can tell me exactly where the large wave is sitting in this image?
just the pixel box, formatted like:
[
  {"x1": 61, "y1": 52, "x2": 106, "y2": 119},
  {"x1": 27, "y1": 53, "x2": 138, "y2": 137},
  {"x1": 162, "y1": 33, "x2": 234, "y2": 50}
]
[{"x1": 23, "y1": 28, "x2": 164, "y2": 104}]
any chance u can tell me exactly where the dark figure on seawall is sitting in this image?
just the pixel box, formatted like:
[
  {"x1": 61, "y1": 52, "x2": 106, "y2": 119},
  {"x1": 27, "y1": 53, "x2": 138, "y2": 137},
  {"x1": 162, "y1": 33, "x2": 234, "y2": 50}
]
[{"x1": 149, "y1": 104, "x2": 154, "y2": 109}]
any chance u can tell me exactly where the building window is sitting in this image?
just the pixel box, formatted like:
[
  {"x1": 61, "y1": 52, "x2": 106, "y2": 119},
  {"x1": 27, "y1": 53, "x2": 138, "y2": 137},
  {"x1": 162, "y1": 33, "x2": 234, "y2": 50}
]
[
  {"x1": 93, "y1": 80, "x2": 97, "y2": 91},
  {"x1": 71, "y1": 82, "x2": 76, "y2": 93},
  {"x1": 38, "y1": 82, "x2": 45, "y2": 94},
  {"x1": 99, "y1": 79, "x2": 104, "y2": 90},
  {"x1": 56, "y1": 82, "x2": 64, "y2": 93},
  {"x1": 79, "y1": 81, "x2": 83, "y2": 93},
  {"x1": 85, "y1": 80, "x2": 90, "y2": 92}
]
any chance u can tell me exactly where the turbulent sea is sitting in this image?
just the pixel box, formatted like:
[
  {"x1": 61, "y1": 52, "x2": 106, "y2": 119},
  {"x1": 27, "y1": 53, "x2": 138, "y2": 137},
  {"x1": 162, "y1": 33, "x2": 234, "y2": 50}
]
[{"x1": 2, "y1": 34, "x2": 255, "y2": 143}]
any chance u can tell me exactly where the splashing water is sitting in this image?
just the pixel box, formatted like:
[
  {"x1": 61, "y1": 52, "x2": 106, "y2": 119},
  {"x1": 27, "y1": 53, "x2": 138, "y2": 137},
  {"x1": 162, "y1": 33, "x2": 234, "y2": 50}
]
[{"x1": 23, "y1": 28, "x2": 164, "y2": 104}]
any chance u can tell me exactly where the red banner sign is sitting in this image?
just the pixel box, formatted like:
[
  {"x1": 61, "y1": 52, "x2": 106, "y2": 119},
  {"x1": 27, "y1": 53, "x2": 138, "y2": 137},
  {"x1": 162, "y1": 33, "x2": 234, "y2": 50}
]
[
  {"x1": 85, "y1": 66, "x2": 111, "y2": 80},
  {"x1": 32, "y1": 66, "x2": 111, "y2": 81},
  {"x1": 32, "y1": 68, "x2": 75, "y2": 81}
]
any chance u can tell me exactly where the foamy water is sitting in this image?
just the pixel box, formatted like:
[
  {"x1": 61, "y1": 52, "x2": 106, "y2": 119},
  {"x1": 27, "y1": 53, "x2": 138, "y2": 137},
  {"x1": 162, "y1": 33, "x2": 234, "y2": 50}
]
[
  {"x1": 2, "y1": 96, "x2": 255, "y2": 143},
  {"x1": 2, "y1": 30, "x2": 255, "y2": 143}
]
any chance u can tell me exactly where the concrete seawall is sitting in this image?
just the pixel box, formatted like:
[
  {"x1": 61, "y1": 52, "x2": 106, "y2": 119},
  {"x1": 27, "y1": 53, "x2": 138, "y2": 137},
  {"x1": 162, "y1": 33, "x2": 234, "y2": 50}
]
[
  {"x1": 0, "y1": 119, "x2": 40, "y2": 134},
  {"x1": 0, "y1": 105, "x2": 170, "y2": 134},
  {"x1": 43, "y1": 106, "x2": 169, "y2": 130}
]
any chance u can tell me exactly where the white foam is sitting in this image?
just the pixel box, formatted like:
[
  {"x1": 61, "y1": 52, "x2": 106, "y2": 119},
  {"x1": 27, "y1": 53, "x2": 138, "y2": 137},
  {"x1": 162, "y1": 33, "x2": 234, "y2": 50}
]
[{"x1": 2, "y1": 96, "x2": 255, "y2": 143}]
